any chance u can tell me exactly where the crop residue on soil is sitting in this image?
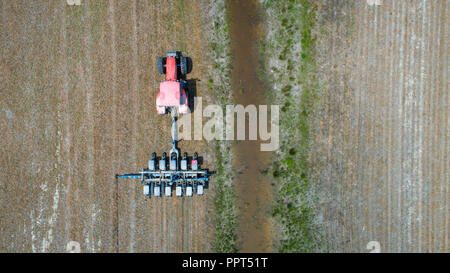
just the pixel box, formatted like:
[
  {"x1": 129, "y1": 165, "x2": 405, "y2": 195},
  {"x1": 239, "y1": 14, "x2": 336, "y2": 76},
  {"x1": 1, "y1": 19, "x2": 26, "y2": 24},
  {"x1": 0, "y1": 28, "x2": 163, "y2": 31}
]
[
  {"x1": 228, "y1": 0, "x2": 273, "y2": 252},
  {"x1": 0, "y1": 0, "x2": 214, "y2": 253}
]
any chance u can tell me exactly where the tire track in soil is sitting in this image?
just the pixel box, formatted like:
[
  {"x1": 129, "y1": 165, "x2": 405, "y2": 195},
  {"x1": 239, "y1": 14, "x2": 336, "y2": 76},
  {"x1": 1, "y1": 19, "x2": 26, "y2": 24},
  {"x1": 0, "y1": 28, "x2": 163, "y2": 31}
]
[
  {"x1": 425, "y1": 0, "x2": 435, "y2": 252},
  {"x1": 134, "y1": 2, "x2": 148, "y2": 252},
  {"x1": 107, "y1": 0, "x2": 119, "y2": 252},
  {"x1": 136, "y1": 2, "x2": 157, "y2": 253},
  {"x1": 438, "y1": 0, "x2": 448, "y2": 252},
  {"x1": 80, "y1": 4, "x2": 96, "y2": 252},
  {"x1": 416, "y1": 0, "x2": 427, "y2": 251},
  {"x1": 385, "y1": 0, "x2": 395, "y2": 252},
  {"x1": 57, "y1": 1, "x2": 73, "y2": 251},
  {"x1": 59, "y1": 1, "x2": 80, "y2": 252},
  {"x1": 408, "y1": 0, "x2": 420, "y2": 251},
  {"x1": 127, "y1": 0, "x2": 139, "y2": 253},
  {"x1": 115, "y1": 0, "x2": 138, "y2": 252},
  {"x1": 418, "y1": 1, "x2": 427, "y2": 251}
]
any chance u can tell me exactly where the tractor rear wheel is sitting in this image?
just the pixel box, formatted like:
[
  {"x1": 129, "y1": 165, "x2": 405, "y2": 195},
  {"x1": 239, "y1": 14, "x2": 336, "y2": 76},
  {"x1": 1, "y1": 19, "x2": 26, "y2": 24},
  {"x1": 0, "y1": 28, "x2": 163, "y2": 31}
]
[
  {"x1": 181, "y1": 57, "x2": 188, "y2": 75},
  {"x1": 158, "y1": 57, "x2": 166, "y2": 74}
]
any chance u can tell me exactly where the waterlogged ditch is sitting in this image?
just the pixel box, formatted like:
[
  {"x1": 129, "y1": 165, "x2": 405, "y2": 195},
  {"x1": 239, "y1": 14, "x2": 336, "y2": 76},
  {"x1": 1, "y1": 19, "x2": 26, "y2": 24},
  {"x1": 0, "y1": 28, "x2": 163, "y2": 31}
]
[
  {"x1": 228, "y1": 0, "x2": 274, "y2": 252},
  {"x1": 207, "y1": 0, "x2": 322, "y2": 252}
]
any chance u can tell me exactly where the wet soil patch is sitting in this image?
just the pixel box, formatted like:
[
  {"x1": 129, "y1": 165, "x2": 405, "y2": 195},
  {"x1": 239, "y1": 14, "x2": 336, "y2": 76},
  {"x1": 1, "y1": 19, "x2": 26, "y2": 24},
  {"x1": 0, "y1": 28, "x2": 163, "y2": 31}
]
[{"x1": 228, "y1": 0, "x2": 273, "y2": 252}]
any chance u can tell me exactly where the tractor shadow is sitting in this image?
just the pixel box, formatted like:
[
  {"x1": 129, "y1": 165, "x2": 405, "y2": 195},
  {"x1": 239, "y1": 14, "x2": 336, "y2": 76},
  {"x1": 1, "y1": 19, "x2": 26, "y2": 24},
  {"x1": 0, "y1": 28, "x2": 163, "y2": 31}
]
[
  {"x1": 185, "y1": 78, "x2": 200, "y2": 114},
  {"x1": 178, "y1": 56, "x2": 197, "y2": 113}
]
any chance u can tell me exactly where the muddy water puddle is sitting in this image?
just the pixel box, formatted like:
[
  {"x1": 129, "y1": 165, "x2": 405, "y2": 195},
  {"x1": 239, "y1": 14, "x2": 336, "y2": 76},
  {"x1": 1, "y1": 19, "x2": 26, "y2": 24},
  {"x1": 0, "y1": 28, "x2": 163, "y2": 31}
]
[{"x1": 228, "y1": 0, "x2": 273, "y2": 252}]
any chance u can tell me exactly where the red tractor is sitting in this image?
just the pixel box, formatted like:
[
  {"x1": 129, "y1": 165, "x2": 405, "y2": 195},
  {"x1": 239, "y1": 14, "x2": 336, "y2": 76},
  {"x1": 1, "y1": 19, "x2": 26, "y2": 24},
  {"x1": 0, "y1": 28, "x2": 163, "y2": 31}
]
[
  {"x1": 116, "y1": 51, "x2": 212, "y2": 198},
  {"x1": 156, "y1": 51, "x2": 192, "y2": 115}
]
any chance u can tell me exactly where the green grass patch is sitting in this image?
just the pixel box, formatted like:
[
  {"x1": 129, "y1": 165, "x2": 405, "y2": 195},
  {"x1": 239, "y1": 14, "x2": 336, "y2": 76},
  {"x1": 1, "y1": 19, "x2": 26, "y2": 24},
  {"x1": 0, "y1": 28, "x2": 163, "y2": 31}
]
[
  {"x1": 213, "y1": 142, "x2": 238, "y2": 252},
  {"x1": 204, "y1": 0, "x2": 238, "y2": 253},
  {"x1": 260, "y1": 0, "x2": 325, "y2": 252}
]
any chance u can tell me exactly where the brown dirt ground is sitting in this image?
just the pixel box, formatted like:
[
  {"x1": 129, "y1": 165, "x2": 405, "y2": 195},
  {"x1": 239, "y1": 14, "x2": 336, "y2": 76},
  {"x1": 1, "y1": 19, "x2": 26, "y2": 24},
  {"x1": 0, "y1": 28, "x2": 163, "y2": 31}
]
[
  {"x1": 1, "y1": 0, "x2": 448, "y2": 253},
  {"x1": 312, "y1": 0, "x2": 448, "y2": 252},
  {"x1": 1, "y1": 0, "x2": 214, "y2": 253}
]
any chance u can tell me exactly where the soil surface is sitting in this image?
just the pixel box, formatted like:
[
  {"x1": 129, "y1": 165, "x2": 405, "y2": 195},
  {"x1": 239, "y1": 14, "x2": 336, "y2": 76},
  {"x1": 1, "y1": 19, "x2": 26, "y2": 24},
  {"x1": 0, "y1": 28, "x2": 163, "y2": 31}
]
[
  {"x1": 228, "y1": 0, "x2": 273, "y2": 252},
  {"x1": 312, "y1": 0, "x2": 448, "y2": 252},
  {"x1": 1, "y1": 0, "x2": 214, "y2": 252},
  {"x1": 1, "y1": 0, "x2": 447, "y2": 253}
]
